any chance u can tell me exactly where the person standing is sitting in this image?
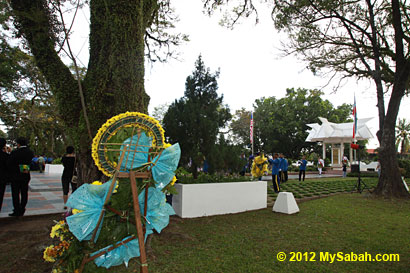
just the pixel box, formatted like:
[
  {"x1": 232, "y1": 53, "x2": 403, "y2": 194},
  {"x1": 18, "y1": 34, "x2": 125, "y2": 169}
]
[
  {"x1": 251, "y1": 152, "x2": 268, "y2": 181},
  {"x1": 342, "y1": 155, "x2": 349, "y2": 178},
  {"x1": 279, "y1": 154, "x2": 289, "y2": 182},
  {"x1": 7, "y1": 137, "x2": 34, "y2": 216},
  {"x1": 318, "y1": 156, "x2": 325, "y2": 176},
  {"x1": 268, "y1": 153, "x2": 281, "y2": 193},
  {"x1": 61, "y1": 146, "x2": 78, "y2": 208},
  {"x1": 38, "y1": 155, "x2": 45, "y2": 173},
  {"x1": 298, "y1": 156, "x2": 307, "y2": 181},
  {"x1": 0, "y1": 138, "x2": 10, "y2": 212}
]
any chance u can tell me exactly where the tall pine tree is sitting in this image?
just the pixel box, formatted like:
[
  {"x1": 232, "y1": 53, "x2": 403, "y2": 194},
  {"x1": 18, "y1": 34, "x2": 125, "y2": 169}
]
[{"x1": 163, "y1": 55, "x2": 231, "y2": 178}]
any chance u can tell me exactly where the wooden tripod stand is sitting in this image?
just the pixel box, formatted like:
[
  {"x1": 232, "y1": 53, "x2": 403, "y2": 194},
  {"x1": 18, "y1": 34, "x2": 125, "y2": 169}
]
[{"x1": 78, "y1": 147, "x2": 150, "y2": 273}]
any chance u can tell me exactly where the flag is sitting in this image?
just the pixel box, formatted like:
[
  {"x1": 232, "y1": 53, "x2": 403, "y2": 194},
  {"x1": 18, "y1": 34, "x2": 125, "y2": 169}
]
[
  {"x1": 352, "y1": 94, "x2": 357, "y2": 140},
  {"x1": 250, "y1": 111, "x2": 254, "y2": 144}
]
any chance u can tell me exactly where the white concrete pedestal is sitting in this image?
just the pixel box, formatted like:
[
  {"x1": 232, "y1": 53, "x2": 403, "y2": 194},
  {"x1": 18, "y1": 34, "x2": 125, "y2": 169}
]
[
  {"x1": 272, "y1": 192, "x2": 299, "y2": 214},
  {"x1": 45, "y1": 164, "x2": 64, "y2": 174},
  {"x1": 172, "y1": 181, "x2": 267, "y2": 218}
]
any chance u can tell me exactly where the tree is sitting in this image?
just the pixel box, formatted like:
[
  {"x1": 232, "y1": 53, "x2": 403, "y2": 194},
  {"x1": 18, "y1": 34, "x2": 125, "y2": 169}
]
[
  {"x1": 6, "y1": 0, "x2": 185, "y2": 182},
  {"x1": 396, "y1": 118, "x2": 410, "y2": 155},
  {"x1": 270, "y1": 0, "x2": 410, "y2": 197},
  {"x1": 229, "y1": 108, "x2": 252, "y2": 146},
  {"x1": 163, "y1": 55, "x2": 231, "y2": 178},
  {"x1": 252, "y1": 88, "x2": 351, "y2": 158},
  {"x1": 0, "y1": 32, "x2": 67, "y2": 156},
  {"x1": 205, "y1": 0, "x2": 410, "y2": 197},
  {"x1": 151, "y1": 103, "x2": 169, "y2": 126},
  {"x1": 212, "y1": 133, "x2": 246, "y2": 174}
]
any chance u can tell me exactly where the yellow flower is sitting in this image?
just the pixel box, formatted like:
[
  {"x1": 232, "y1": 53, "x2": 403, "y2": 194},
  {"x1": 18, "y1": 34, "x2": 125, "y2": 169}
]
[
  {"x1": 92, "y1": 180, "x2": 103, "y2": 185},
  {"x1": 163, "y1": 143, "x2": 172, "y2": 148},
  {"x1": 170, "y1": 176, "x2": 177, "y2": 186},
  {"x1": 72, "y1": 209, "x2": 83, "y2": 215},
  {"x1": 113, "y1": 180, "x2": 120, "y2": 193},
  {"x1": 43, "y1": 245, "x2": 56, "y2": 262},
  {"x1": 50, "y1": 223, "x2": 61, "y2": 238}
]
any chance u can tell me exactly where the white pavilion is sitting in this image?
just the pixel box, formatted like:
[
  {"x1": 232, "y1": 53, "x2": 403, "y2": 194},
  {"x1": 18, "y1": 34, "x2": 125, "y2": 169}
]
[{"x1": 305, "y1": 117, "x2": 374, "y2": 167}]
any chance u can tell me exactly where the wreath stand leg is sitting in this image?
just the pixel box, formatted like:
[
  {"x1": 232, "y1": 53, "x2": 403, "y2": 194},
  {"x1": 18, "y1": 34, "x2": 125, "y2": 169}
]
[
  {"x1": 130, "y1": 171, "x2": 149, "y2": 273},
  {"x1": 78, "y1": 146, "x2": 149, "y2": 273}
]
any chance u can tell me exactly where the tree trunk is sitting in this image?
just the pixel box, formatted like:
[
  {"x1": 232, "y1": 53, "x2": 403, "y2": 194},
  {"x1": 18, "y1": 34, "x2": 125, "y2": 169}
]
[
  {"x1": 375, "y1": 124, "x2": 409, "y2": 197},
  {"x1": 10, "y1": 0, "x2": 158, "y2": 184},
  {"x1": 374, "y1": 65, "x2": 410, "y2": 198},
  {"x1": 373, "y1": 0, "x2": 410, "y2": 198}
]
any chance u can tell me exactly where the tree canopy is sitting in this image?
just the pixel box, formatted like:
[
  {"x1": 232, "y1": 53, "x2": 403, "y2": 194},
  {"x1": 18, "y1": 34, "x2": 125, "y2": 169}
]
[
  {"x1": 205, "y1": 0, "x2": 410, "y2": 197},
  {"x1": 163, "y1": 55, "x2": 231, "y2": 177},
  {"x1": 230, "y1": 88, "x2": 351, "y2": 158},
  {"x1": 5, "y1": 0, "x2": 186, "y2": 182}
]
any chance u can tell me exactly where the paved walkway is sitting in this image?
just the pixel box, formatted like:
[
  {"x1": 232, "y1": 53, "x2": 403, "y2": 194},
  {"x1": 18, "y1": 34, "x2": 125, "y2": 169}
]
[
  {"x1": 0, "y1": 172, "x2": 65, "y2": 218},
  {"x1": 0, "y1": 169, "x2": 343, "y2": 218},
  {"x1": 261, "y1": 169, "x2": 343, "y2": 181}
]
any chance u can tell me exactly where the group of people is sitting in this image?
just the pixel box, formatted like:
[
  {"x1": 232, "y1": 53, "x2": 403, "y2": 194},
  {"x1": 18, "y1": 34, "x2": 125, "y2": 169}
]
[
  {"x1": 0, "y1": 137, "x2": 35, "y2": 216},
  {"x1": 31, "y1": 155, "x2": 52, "y2": 173},
  {"x1": 251, "y1": 152, "x2": 353, "y2": 191},
  {"x1": 0, "y1": 137, "x2": 78, "y2": 216},
  {"x1": 251, "y1": 152, "x2": 289, "y2": 193}
]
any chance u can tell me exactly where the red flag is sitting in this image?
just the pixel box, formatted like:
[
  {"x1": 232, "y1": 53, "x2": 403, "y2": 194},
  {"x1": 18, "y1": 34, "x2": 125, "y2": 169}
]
[
  {"x1": 250, "y1": 112, "x2": 254, "y2": 144},
  {"x1": 352, "y1": 95, "x2": 357, "y2": 140}
]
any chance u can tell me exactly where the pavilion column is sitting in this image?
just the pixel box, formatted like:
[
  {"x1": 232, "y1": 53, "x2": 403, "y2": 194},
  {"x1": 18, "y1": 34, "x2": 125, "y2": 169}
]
[
  {"x1": 349, "y1": 145, "x2": 353, "y2": 163},
  {"x1": 340, "y1": 142, "x2": 344, "y2": 159},
  {"x1": 322, "y1": 142, "x2": 326, "y2": 160}
]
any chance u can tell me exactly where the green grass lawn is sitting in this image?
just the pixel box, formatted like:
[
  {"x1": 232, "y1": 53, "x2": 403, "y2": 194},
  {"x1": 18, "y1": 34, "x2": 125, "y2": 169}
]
[
  {"x1": 121, "y1": 194, "x2": 410, "y2": 273},
  {"x1": 72, "y1": 178, "x2": 409, "y2": 272}
]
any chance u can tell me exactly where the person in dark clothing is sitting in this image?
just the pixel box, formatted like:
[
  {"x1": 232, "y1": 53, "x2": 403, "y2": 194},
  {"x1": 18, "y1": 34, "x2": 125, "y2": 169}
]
[
  {"x1": 0, "y1": 138, "x2": 10, "y2": 212},
  {"x1": 61, "y1": 146, "x2": 77, "y2": 208},
  {"x1": 298, "y1": 156, "x2": 307, "y2": 182},
  {"x1": 7, "y1": 137, "x2": 34, "y2": 216},
  {"x1": 268, "y1": 153, "x2": 281, "y2": 193}
]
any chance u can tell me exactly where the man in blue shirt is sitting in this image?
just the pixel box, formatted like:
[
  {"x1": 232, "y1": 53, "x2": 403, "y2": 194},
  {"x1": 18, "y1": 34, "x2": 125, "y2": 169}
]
[
  {"x1": 268, "y1": 153, "x2": 281, "y2": 193},
  {"x1": 279, "y1": 154, "x2": 288, "y2": 182},
  {"x1": 298, "y1": 156, "x2": 308, "y2": 181}
]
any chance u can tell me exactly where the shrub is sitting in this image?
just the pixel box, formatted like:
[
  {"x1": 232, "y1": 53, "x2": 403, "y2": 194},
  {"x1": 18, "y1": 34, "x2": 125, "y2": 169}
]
[
  {"x1": 177, "y1": 172, "x2": 254, "y2": 184},
  {"x1": 398, "y1": 159, "x2": 410, "y2": 178},
  {"x1": 52, "y1": 157, "x2": 62, "y2": 164},
  {"x1": 347, "y1": 171, "x2": 378, "y2": 178}
]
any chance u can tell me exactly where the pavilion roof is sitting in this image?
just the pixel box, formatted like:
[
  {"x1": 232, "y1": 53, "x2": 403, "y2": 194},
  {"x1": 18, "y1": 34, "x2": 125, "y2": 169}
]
[{"x1": 305, "y1": 117, "x2": 374, "y2": 143}]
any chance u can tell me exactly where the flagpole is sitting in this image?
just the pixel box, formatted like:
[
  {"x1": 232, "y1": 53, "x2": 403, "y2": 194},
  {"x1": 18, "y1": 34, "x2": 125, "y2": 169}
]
[
  {"x1": 353, "y1": 93, "x2": 357, "y2": 162},
  {"x1": 250, "y1": 111, "x2": 254, "y2": 156}
]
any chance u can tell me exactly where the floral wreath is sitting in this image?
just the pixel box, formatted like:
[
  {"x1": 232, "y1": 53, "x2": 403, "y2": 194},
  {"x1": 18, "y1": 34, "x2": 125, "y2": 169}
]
[
  {"x1": 91, "y1": 112, "x2": 166, "y2": 177},
  {"x1": 45, "y1": 112, "x2": 180, "y2": 272}
]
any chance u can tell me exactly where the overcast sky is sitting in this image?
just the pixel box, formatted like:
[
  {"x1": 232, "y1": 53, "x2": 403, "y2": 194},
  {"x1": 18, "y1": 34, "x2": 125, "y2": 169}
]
[{"x1": 65, "y1": 0, "x2": 410, "y2": 148}]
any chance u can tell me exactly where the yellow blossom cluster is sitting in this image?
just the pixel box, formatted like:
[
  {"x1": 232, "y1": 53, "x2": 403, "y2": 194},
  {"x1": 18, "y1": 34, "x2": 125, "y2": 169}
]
[
  {"x1": 91, "y1": 112, "x2": 166, "y2": 177},
  {"x1": 43, "y1": 241, "x2": 70, "y2": 262},
  {"x1": 50, "y1": 221, "x2": 68, "y2": 240},
  {"x1": 170, "y1": 176, "x2": 177, "y2": 186},
  {"x1": 72, "y1": 208, "x2": 83, "y2": 215}
]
